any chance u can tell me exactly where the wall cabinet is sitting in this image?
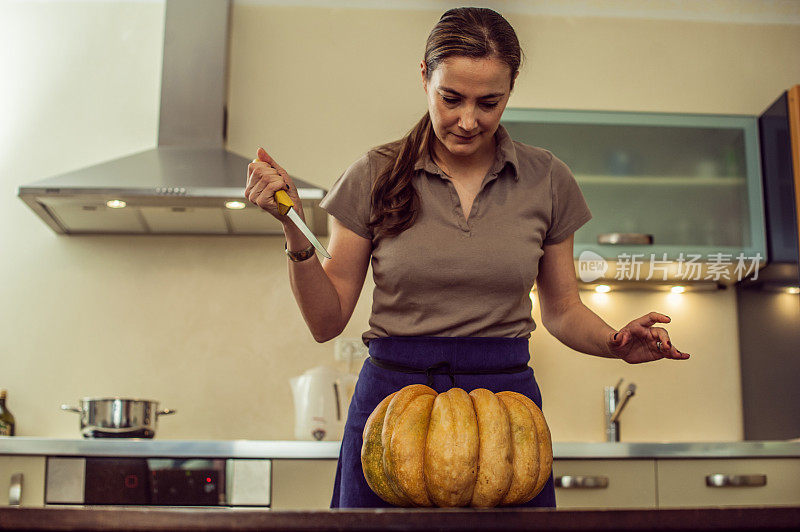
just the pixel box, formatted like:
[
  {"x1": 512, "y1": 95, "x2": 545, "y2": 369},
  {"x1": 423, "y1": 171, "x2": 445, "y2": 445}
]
[{"x1": 501, "y1": 109, "x2": 766, "y2": 279}]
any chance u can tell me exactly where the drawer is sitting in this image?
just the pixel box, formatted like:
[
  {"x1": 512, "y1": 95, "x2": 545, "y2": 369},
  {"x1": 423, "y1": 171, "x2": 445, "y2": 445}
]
[
  {"x1": 270, "y1": 459, "x2": 338, "y2": 509},
  {"x1": 553, "y1": 459, "x2": 656, "y2": 509},
  {"x1": 0, "y1": 456, "x2": 46, "y2": 507},
  {"x1": 656, "y1": 458, "x2": 800, "y2": 508}
]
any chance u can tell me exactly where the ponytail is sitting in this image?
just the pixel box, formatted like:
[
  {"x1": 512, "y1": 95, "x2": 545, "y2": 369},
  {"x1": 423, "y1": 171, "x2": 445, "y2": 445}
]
[{"x1": 367, "y1": 113, "x2": 432, "y2": 239}]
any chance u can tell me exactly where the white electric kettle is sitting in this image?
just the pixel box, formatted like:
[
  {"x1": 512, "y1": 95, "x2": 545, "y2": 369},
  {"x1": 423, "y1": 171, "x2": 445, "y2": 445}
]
[{"x1": 290, "y1": 365, "x2": 357, "y2": 441}]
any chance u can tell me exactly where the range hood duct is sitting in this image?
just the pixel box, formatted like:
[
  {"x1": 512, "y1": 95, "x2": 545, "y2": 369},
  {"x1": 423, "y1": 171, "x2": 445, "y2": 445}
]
[{"x1": 18, "y1": 0, "x2": 327, "y2": 236}]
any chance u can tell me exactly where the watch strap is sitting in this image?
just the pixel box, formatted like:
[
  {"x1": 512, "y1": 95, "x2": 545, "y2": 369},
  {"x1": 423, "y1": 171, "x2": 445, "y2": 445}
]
[{"x1": 285, "y1": 242, "x2": 316, "y2": 262}]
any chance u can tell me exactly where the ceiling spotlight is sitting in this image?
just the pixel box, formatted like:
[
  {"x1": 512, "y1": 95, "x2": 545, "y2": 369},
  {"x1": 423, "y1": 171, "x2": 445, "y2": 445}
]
[
  {"x1": 787, "y1": 286, "x2": 800, "y2": 295},
  {"x1": 106, "y1": 200, "x2": 126, "y2": 209},
  {"x1": 225, "y1": 201, "x2": 246, "y2": 210},
  {"x1": 670, "y1": 286, "x2": 686, "y2": 294},
  {"x1": 595, "y1": 285, "x2": 611, "y2": 293}
]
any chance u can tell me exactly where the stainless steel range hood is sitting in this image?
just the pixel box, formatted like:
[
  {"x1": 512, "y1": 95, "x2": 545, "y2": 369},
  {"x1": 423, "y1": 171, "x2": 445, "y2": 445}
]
[{"x1": 17, "y1": 0, "x2": 327, "y2": 236}]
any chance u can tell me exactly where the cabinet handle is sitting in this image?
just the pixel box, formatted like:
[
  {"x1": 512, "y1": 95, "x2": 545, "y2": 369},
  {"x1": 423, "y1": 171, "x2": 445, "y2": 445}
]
[
  {"x1": 597, "y1": 233, "x2": 654, "y2": 245},
  {"x1": 9, "y1": 473, "x2": 23, "y2": 506},
  {"x1": 706, "y1": 474, "x2": 767, "y2": 488},
  {"x1": 555, "y1": 475, "x2": 609, "y2": 489}
]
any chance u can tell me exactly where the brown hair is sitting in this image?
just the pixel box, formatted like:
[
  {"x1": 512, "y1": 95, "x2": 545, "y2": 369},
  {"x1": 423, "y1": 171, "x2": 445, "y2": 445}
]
[{"x1": 367, "y1": 7, "x2": 523, "y2": 239}]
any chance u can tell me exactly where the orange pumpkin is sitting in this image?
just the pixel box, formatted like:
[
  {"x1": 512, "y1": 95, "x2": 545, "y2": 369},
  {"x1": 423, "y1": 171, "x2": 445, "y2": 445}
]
[{"x1": 360, "y1": 384, "x2": 552, "y2": 507}]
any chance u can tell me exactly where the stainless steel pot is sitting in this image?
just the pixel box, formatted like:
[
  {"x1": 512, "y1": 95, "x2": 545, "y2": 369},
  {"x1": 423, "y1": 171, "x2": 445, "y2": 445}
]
[{"x1": 61, "y1": 398, "x2": 176, "y2": 438}]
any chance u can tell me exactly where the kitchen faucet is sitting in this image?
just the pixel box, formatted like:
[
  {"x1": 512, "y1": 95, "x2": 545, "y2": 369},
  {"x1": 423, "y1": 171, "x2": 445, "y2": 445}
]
[{"x1": 605, "y1": 378, "x2": 636, "y2": 442}]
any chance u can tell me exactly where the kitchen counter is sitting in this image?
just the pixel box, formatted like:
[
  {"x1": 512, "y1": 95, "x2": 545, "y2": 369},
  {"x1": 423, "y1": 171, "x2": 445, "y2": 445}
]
[
  {"x1": 2, "y1": 437, "x2": 800, "y2": 459},
  {"x1": 0, "y1": 437, "x2": 341, "y2": 459},
  {"x1": 1, "y1": 506, "x2": 799, "y2": 531}
]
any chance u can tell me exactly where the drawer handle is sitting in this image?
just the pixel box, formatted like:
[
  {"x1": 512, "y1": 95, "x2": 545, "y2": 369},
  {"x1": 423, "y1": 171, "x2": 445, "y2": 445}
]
[
  {"x1": 555, "y1": 475, "x2": 609, "y2": 489},
  {"x1": 597, "y1": 233, "x2": 654, "y2": 245},
  {"x1": 9, "y1": 473, "x2": 23, "y2": 506},
  {"x1": 706, "y1": 474, "x2": 767, "y2": 488}
]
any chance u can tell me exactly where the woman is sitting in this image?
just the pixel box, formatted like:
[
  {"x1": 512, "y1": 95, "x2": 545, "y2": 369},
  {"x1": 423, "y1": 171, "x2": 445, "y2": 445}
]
[{"x1": 246, "y1": 7, "x2": 690, "y2": 508}]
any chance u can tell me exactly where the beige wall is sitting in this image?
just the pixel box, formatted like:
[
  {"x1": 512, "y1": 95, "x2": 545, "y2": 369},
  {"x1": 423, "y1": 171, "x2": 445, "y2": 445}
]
[{"x1": 1, "y1": 1, "x2": 798, "y2": 442}]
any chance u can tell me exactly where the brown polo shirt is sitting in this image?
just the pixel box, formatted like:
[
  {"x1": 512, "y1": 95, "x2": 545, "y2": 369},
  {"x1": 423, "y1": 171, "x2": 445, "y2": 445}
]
[{"x1": 319, "y1": 124, "x2": 592, "y2": 346}]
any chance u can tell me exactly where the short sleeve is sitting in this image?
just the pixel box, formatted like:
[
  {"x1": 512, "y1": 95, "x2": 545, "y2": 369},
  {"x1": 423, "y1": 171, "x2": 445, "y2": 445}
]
[
  {"x1": 543, "y1": 154, "x2": 593, "y2": 245},
  {"x1": 319, "y1": 152, "x2": 373, "y2": 240}
]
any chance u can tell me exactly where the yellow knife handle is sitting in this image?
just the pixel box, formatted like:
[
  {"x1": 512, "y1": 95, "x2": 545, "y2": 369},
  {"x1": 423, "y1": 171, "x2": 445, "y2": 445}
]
[{"x1": 275, "y1": 189, "x2": 294, "y2": 216}]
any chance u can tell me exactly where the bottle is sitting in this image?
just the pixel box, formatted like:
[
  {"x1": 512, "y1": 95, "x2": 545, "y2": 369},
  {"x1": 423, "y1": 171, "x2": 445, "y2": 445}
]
[{"x1": 0, "y1": 389, "x2": 15, "y2": 436}]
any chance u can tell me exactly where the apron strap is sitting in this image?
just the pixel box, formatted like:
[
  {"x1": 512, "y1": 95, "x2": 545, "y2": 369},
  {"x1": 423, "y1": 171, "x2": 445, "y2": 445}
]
[{"x1": 367, "y1": 357, "x2": 529, "y2": 388}]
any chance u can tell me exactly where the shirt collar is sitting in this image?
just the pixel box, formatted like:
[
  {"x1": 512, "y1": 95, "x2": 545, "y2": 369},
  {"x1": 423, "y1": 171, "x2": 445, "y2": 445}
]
[{"x1": 413, "y1": 124, "x2": 519, "y2": 181}]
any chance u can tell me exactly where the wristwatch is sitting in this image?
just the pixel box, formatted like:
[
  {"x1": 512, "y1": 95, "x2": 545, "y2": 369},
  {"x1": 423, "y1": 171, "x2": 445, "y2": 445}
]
[{"x1": 285, "y1": 242, "x2": 316, "y2": 262}]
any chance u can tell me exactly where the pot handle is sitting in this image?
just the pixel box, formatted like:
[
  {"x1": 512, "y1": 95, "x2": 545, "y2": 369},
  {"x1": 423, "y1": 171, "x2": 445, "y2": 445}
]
[
  {"x1": 156, "y1": 409, "x2": 176, "y2": 416},
  {"x1": 60, "y1": 405, "x2": 81, "y2": 414}
]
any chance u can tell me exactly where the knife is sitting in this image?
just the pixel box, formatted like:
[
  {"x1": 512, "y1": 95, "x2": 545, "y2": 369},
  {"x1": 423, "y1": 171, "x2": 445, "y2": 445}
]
[{"x1": 275, "y1": 189, "x2": 331, "y2": 259}]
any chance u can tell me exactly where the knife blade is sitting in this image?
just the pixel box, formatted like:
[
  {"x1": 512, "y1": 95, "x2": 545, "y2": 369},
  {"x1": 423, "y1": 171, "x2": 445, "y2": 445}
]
[{"x1": 275, "y1": 189, "x2": 331, "y2": 259}]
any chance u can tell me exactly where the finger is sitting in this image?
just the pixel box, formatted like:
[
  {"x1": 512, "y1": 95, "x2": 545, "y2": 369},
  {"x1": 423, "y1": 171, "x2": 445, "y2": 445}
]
[
  {"x1": 256, "y1": 148, "x2": 295, "y2": 193},
  {"x1": 610, "y1": 330, "x2": 628, "y2": 347},
  {"x1": 638, "y1": 312, "x2": 671, "y2": 328},
  {"x1": 649, "y1": 326, "x2": 666, "y2": 342},
  {"x1": 247, "y1": 178, "x2": 270, "y2": 204},
  {"x1": 246, "y1": 165, "x2": 280, "y2": 194},
  {"x1": 257, "y1": 147, "x2": 288, "y2": 177},
  {"x1": 247, "y1": 170, "x2": 282, "y2": 204},
  {"x1": 254, "y1": 179, "x2": 291, "y2": 210},
  {"x1": 245, "y1": 161, "x2": 259, "y2": 193},
  {"x1": 667, "y1": 342, "x2": 690, "y2": 360},
  {"x1": 246, "y1": 161, "x2": 270, "y2": 191},
  {"x1": 649, "y1": 327, "x2": 672, "y2": 354},
  {"x1": 649, "y1": 327, "x2": 691, "y2": 360}
]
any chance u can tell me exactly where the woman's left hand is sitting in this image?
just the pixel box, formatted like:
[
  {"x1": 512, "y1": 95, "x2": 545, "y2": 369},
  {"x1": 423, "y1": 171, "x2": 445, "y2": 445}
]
[{"x1": 606, "y1": 312, "x2": 691, "y2": 364}]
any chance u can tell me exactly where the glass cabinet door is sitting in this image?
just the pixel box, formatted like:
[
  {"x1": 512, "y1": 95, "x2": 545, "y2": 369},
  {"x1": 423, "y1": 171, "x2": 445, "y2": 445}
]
[{"x1": 501, "y1": 109, "x2": 766, "y2": 263}]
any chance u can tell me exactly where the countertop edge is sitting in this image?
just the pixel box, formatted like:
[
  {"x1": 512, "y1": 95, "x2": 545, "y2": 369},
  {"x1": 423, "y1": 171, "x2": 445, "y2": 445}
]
[
  {"x1": 1, "y1": 437, "x2": 800, "y2": 459},
  {"x1": 1, "y1": 506, "x2": 800, "y2": 532}
]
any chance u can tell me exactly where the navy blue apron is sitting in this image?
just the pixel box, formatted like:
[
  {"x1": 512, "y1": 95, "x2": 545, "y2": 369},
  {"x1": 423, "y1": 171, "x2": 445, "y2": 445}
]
[{"x1": 330, "y1": 336, "x2": 557, "y2": 508}]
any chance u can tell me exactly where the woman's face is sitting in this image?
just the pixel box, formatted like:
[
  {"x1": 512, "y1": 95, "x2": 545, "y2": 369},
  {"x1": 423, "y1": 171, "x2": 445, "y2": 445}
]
[{"x1": 422, "y1": 55, "x2": 516, "y2": 161}]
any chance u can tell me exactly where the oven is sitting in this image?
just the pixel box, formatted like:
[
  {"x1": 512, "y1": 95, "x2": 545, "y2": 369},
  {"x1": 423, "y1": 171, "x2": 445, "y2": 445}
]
[{"x1": 45, "y1": 457, "x2": 271, "y2": 508}]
